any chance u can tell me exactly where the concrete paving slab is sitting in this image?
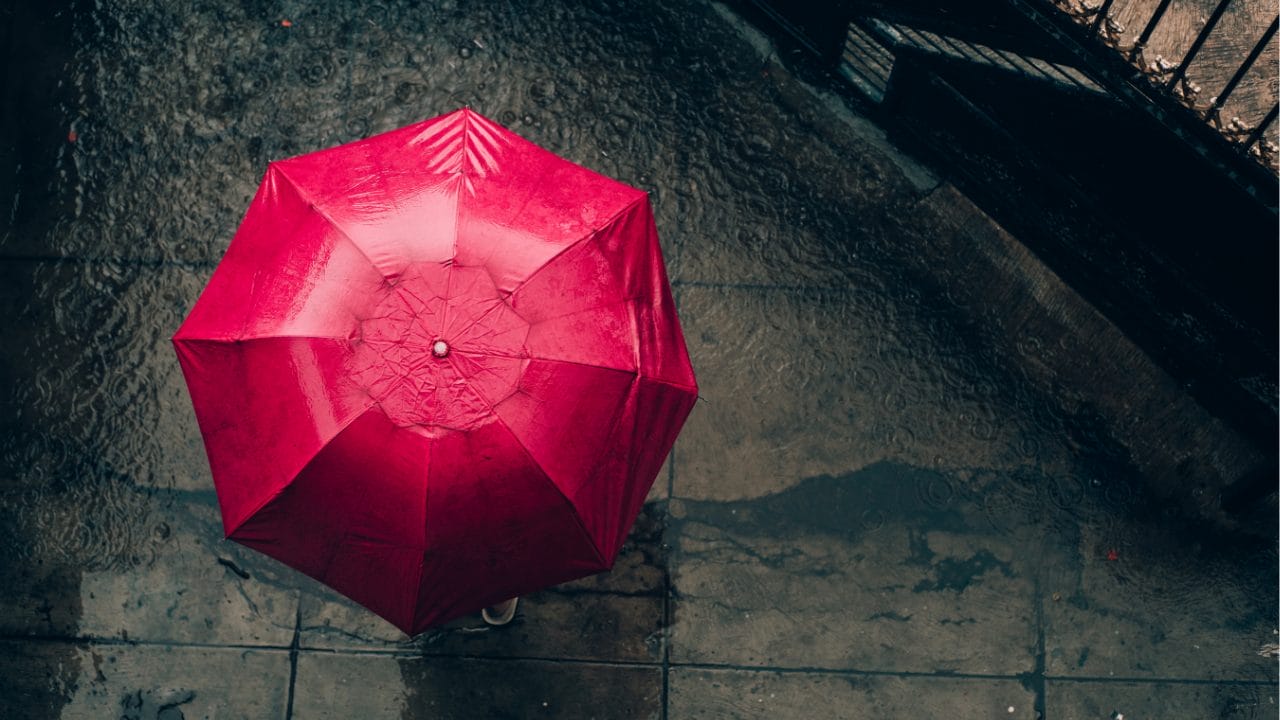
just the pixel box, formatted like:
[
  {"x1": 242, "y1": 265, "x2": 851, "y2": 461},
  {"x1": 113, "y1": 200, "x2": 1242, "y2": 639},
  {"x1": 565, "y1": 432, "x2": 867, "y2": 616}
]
[
  {"x1": 0, "y1": 640, "x2": 289, "y2": 720},
  {"x1": 299, "y1": 503, "x2": 668, "y2": 664},
  {"x1": 0, "y1": 261, "x2": 214, "y2": 494},
  {"x1": 1041, "y1": 511, "x2": 1277, "y2": 682},
  {"x1": 668, "y1": 667, "x2": 1037, "y2": 719},
  {"x1": 674, "y1": 283, "x2": 1029, "y2": 502},
  {"x1": 0, "y1": 483, "x2": 298, "y2": 647},
  {"x1": 1045, "y1": 679, "x2": 1278, "y2": 719},
  {"x1": 667, "y1": 463, "x2": 1039, "y2": 675},
  {"x1": 73, "y1": 493, "x2": 300, "y2": 647},
  {"x1": 292, "y1": 652, "x2": 661, "y2": 720}
]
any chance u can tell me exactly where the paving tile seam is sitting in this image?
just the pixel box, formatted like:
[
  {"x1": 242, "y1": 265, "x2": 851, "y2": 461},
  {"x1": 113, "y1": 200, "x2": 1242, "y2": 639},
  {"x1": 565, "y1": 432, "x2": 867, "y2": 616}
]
[
  {"x1": 546, "y1": 587, "x2": 665, "y2": 599},
  {"x1": 1031, "y1": 576, "x2": 1048, "y2": 717},
  {"x1": 284, "y1": 604, "x2": 301, "y2": 720},
  {"x1": 1043, "y1": 675, "x2": 1279, "y2": 687},
  {"x1": 0, "y1": 634, "x2": 293, "y2": 653},
  {"x1": 332, "y1": 650, "x2": 664, "y2": 670},
  {"x1": 670, "y1": 660, "x2": 1035, "y2": 681},
  {"x1": 669, "y1": 661, "x2": 1279, "y2": 686},
  {"x1": 3, "y1": 634, "x2": 1269, "y2": 686},
  {"x1": 665, "y1": 661, "x2": 1274, "y2": 681},
  {"x1": 0, "y1": 634, "x2": 668, "y2": 668},
  {"x1": 661, "y1": 316, "x2": 679, "y2": 720}
]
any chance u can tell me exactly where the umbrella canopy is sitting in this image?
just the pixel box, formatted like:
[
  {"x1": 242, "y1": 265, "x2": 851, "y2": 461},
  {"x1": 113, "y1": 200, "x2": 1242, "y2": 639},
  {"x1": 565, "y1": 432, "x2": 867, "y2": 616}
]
[{"x1": 173, "y1": 108, "x2": 697, "y2": 634}]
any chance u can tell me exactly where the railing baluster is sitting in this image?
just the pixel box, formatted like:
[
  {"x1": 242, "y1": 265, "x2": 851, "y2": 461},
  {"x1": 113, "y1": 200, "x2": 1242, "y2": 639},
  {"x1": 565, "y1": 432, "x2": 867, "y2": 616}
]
[
  {"x1": 1167, "y1": 0, "x2": 1235, "y2": 89},
  {"x1": 1242, "y1": 105, "x2": 1278, "y2": 153},
  {"x1": 1131, "y1": 0, "x2": 1176, "y2": 58},
  {"x1": 1090, "y1": 0, "x2": 1119, "y2": 33},
  {"x1": 1207, "y1": 17, "x2": 1278, "y2": 117}
]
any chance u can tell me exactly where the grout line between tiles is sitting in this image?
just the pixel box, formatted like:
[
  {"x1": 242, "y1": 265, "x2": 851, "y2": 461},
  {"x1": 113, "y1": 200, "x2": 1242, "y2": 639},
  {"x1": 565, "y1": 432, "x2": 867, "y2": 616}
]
[
  {"x1": 669, "y1": 660, "x2": 1279, "y2": 686},
  {"x1": 1, "y1": 634, "x2": 1272, "y2": 687},
  {"x1": 661, "y1": 287, "x2": 681, "y2": 720},
  {"x1": 1033, "y1": 576, "x2": 1048, "y2": 718},
  {"x1": 284, "y1": 603, "x2": 301, "y2": 720}
]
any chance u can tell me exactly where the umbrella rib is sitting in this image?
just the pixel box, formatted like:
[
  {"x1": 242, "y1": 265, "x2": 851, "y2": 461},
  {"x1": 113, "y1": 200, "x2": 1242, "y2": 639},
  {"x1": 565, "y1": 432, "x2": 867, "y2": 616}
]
[
  {"x1": 533, "y1": 356, "x2": 696, "y2": 393},
  {"x1": 445, "y1": 293, "x2": 511, "y2": 346},
  {"x1": 517, "y1": 295, "x2": 639, "y2": 332},
  {"x1": 458, "y1": 376, "x2": 609, "y2": 569},
  {"x1": 408, "y1": 432, "x2": 432, "y2": 634},
  {"x1": 472, "y1": 131, "x2": 542, "y2": 228},
  {"x1": 559, "y1": 371, "x2": 640, "y2": 560},
  {"x1": 179, "y1": 335, "x2": 360, "y2": 351},
  {"x1": 503, "y1": 193, "x2": 648, "y2": 300},
  {"x1": 439, "y1": 251, "x2": 458, "y2": 354},
  {"x1": 224, "y1": 406, "x2": 375, "y2": 539},
  {"x1": 272, "y1": 164, "x2": 392, "y2": 281},
  {"x1": 517, "y1": 354, "x2": 643, "y2": 379}
]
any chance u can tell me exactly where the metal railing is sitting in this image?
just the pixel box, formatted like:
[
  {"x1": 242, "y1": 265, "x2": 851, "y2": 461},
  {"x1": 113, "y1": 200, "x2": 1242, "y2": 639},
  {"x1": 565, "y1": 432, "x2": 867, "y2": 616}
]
[{"x1": 1052, "y1": 0, "x2": 1278, "y2": 172}]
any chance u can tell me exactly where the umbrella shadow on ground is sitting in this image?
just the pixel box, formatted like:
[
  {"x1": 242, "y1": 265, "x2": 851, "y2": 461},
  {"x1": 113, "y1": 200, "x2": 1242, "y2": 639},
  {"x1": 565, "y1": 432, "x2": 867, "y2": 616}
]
[
  {"x1": 390, "y1": 502, "x2": 668, "y2": 718},
  {"x1": 406, "y1": 502, "x2": 669, "y2": 663}
]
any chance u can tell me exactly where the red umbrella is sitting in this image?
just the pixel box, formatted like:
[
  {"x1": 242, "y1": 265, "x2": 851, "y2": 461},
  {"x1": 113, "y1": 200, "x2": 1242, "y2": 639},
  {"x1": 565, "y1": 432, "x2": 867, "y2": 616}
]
[{"x1": 173, "y1": 108, "x2": 697, "y2": 634}]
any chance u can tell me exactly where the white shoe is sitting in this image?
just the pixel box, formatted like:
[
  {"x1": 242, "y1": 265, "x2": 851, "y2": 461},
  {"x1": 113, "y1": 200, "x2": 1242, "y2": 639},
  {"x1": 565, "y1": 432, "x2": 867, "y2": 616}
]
[{"x1": 481, "y1": 597, "x2": 518, "y2": 626}]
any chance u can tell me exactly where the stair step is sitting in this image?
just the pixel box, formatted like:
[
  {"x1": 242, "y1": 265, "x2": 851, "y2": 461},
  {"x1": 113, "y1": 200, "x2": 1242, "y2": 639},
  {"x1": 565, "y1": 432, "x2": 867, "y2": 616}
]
[{"x1": 838, "y1": 17, "x2": 1109, "y2": 105}]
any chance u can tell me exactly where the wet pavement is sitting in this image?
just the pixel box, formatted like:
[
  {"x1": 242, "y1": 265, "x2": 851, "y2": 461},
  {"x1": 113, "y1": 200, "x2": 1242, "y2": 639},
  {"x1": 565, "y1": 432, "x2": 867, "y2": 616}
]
[{"x1": 1, "y1": 1, "x2": 1276, "y2": 718}]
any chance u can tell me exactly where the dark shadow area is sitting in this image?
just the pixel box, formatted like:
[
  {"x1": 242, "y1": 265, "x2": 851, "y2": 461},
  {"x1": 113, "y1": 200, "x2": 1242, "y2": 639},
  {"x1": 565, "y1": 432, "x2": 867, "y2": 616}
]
[
  {"x1": 727, "y1": 0, "x2": 1279, "y2": 517},
  {"x1": 0, "y1": 1, "x2": 83, "y2": 255},
  {"x1": 0, "y1": 3, "x2": 88, "y2": 718},
  {"x1": 880, "y1": 54, "x2": 1277, "y2": 459}
]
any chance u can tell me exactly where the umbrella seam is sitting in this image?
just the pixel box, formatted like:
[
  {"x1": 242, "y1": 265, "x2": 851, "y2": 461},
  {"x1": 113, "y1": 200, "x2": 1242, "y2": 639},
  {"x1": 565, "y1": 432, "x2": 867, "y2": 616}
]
[
  {"x1": 516, "y1": 294, "x2": 642, "y2": 333},
  {"x1": 633, "y1": 374, "x2": 699, "y2": 393},
  {"x1": 440, "y1": 276, "x2": 515, "y2": 345},
  {"x1": 271, "y1": 163, "x2": 391, "y2": 281},
  {"x1": 570, "y1": 372, "x2": 695, "y2": 557},
  {"x1": 175, "y1": 334, "x2": 357, "y2": 345},
  {"x1": 503, "y1": 193, "x2": 649, "y2": 300},
  {"x1": 408, "y1": 432, "x2": 432, "y2": 634},
  {"x1": 444, "y1": 112, "x2": 466, "y2": 341},
  {"x1": 572, "y1": 371, "x2": 642, "y2": 562},
  {"x1": 462, "y1": 388, "x2": 610, "y2": 570},
  {"x1": 223, "y1": 406, "x2": 374, "y2": 539},
  {"x1": 454, "y1": 109, "x2": 542, "y2": 256},
  {"x1": 527, "y1": 356, "x2": 642, "y2": 382}
]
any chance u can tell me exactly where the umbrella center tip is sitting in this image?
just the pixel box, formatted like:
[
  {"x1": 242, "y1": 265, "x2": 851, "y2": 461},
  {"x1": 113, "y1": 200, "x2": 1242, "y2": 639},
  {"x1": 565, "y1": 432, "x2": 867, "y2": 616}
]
[{"x1": 432, "y1": 340, "x2": 450, "y2": 358}]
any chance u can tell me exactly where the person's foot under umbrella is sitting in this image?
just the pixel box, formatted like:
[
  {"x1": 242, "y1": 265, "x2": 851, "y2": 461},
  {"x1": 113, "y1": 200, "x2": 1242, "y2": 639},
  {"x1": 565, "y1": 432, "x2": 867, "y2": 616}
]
[{"x1": 482, "y1": 597, "x2": 519, "y2": 626}]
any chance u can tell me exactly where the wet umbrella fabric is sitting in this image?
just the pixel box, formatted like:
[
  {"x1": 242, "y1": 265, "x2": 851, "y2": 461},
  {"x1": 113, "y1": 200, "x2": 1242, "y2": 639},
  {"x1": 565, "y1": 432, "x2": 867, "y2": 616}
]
[{"x1": 173, "y1": 108, "x2": 697, "y2": 634}]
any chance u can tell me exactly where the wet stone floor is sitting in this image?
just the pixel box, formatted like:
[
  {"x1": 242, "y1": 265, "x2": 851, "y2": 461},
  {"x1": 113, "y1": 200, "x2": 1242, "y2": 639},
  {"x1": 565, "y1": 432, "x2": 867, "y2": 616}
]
[{"x1": 1, "y1": 1, "x2": 1276, "y2": 718}]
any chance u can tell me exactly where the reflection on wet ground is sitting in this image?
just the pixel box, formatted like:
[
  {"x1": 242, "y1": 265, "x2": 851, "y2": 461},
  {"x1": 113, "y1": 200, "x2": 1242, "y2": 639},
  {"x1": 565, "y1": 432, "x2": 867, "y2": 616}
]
[{"x1": 1, "y1": 1, "x2": 1275, "y2": 718}]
